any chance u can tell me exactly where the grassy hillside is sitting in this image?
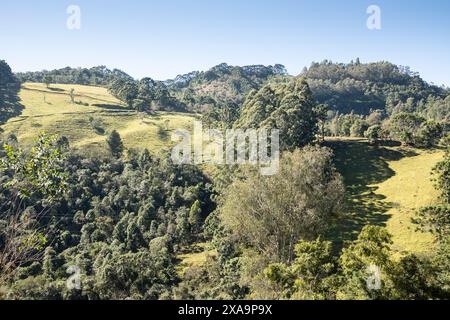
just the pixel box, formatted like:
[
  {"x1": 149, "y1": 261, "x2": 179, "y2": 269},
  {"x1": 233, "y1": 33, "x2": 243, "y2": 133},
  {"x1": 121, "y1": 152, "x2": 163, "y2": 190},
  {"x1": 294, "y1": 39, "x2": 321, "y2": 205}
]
[
  {"x1": 326, "y1": 138, "x2": 443, "y2": 255},
  {"x1": 0, "y1": 83, "x2": 196, "y2": 154}
]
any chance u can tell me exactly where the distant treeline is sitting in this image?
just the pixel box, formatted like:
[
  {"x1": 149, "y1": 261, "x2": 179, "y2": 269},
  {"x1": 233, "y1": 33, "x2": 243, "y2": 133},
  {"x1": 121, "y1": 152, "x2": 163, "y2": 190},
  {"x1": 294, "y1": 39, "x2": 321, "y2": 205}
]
[
  {"x1": 10, "y1": 60, "x2": 450, "y2": 120},
  {"x1": 15, "y1": 66, "x2": 133, "y2": 86}
]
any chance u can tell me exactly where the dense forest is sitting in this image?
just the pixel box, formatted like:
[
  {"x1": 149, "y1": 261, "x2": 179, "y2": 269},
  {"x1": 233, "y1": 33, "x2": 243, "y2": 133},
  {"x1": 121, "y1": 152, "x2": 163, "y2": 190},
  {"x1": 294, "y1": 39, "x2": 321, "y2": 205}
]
[
  {"x1": 1, "y1": 58, "x2": 449, "y2": 300},
  {"x1": 302, "y1": 60, "x2": 448, "y2": 115},
  {"x1": 167, "y1": 63, "x2": 288, "y2": 112}
]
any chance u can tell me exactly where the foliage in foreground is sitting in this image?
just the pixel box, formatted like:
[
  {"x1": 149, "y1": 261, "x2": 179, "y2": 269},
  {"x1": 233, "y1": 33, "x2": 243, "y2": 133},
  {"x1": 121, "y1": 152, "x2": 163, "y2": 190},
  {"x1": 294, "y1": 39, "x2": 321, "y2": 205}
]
[
  {"x1": 0, "y1": 134, "x2": 213, "y2": 299},
  {"x1": 265, "y1": 227, "x2": 450, "y2": 300}
]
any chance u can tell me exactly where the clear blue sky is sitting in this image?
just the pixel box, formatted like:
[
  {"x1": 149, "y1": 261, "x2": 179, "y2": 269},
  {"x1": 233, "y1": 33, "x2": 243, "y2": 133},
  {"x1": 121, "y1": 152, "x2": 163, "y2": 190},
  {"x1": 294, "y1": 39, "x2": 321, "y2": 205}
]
[{"x1": 1, "y1": 0, "x2": 449, "y2": 86}]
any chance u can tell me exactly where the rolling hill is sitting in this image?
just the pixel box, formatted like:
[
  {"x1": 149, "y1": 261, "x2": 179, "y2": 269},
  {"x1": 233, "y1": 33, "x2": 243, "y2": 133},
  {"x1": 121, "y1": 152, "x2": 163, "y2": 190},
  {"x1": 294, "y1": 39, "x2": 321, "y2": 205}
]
[{"x1": 0, "y1": 83, "x2": 196, "y2": 155}]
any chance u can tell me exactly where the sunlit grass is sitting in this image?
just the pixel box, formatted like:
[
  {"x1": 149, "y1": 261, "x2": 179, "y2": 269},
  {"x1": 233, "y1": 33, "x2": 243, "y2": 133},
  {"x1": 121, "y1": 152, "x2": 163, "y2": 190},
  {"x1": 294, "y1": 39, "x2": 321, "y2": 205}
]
[
  {"x1": 376, "y1": 150, "x2": 442, "y2": 255},
  {"x1": 1, "y1": 83, "x2": 196, "y2": 154},
  {"x1": 327, "y1": 138, "x2": 443, "y2": 255}
]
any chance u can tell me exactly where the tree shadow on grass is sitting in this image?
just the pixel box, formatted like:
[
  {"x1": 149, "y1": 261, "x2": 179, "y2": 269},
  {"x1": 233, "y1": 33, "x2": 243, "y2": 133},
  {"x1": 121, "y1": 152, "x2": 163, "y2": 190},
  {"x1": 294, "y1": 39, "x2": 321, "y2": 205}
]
[
  {"x1": 48, "y1": 87, "x2": 65, "y2": 92},
  {"x1": 323, "y1": 139, "x2": 417, "y2": 251},
  {"x1": 91, "y1": 104, "x2": 134, "y2": 111}
]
